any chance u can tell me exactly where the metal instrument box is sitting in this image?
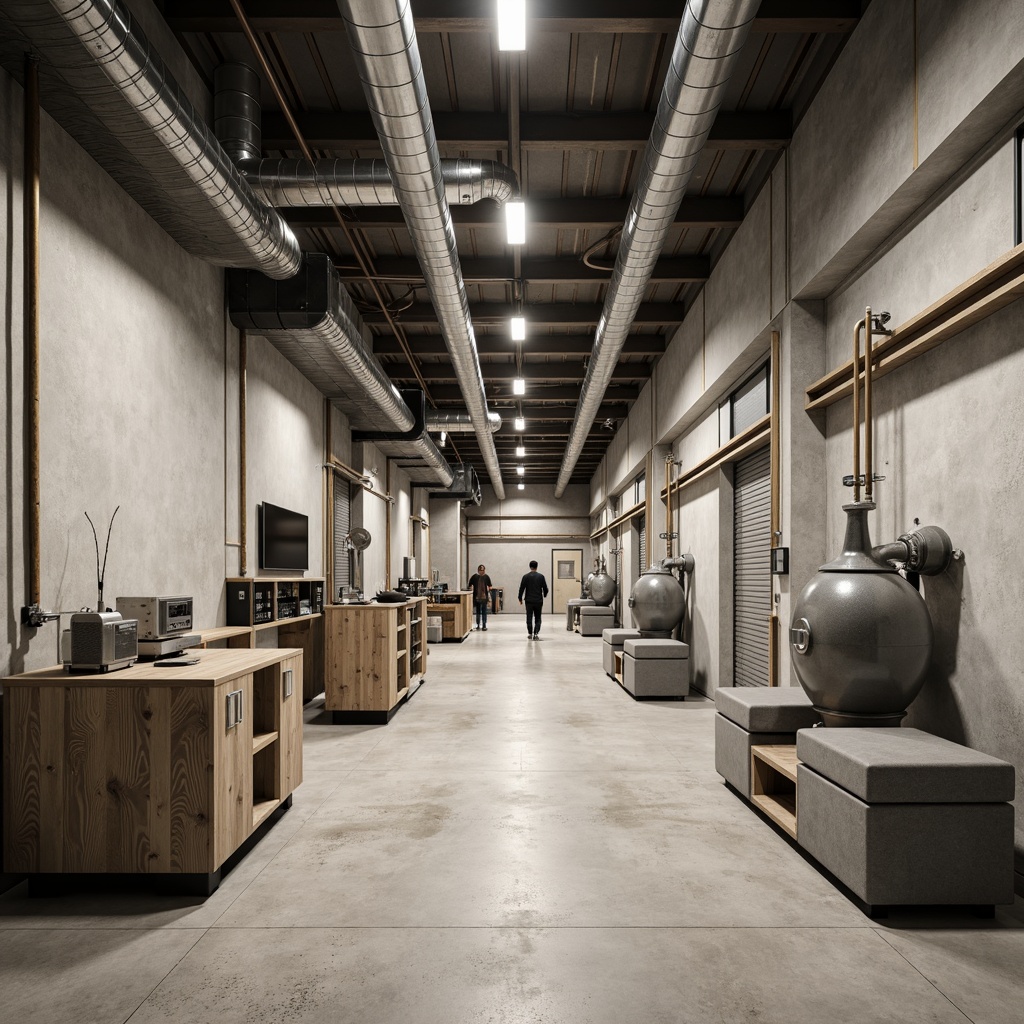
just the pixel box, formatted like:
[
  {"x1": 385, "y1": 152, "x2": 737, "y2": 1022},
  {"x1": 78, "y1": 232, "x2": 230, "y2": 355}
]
[{"x1": 115, "y1": 595, "x2": 193, "y2": 639}]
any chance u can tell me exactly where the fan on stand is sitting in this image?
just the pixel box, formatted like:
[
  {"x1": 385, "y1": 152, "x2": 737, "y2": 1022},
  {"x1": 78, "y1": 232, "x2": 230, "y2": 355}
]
[{"x1": 343, "y1": 528, "x2": 372, "y2": 603}]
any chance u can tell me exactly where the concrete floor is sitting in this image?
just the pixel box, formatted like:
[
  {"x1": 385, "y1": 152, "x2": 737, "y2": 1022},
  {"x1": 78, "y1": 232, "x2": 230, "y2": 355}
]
[{"x1": 1, "y1": 615, "x2": 1022, "y2": 1023}]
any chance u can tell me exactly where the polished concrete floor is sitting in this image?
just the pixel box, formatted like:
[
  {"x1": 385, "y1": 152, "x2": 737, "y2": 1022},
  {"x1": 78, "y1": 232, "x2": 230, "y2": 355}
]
[{"x1": 2, "y1": 614, "x2": 1022, "y2": 1023}]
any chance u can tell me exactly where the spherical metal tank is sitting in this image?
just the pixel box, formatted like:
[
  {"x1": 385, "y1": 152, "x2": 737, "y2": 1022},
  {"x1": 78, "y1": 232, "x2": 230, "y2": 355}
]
[
  {"x1": 790, "y1": 503, "x2": 934, "y2": 726},
  {"x1": 589, "y1": 571, "x2": 617, "y2": 606},
  {"x1": 628, "y1": 565, "x2": 685, "y2": 637}
]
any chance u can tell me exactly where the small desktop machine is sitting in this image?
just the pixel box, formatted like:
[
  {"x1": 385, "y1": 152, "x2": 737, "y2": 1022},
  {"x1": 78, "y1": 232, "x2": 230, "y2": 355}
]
[{"x1": 115, "y1": 595, "x2": 200, "y2": 658}]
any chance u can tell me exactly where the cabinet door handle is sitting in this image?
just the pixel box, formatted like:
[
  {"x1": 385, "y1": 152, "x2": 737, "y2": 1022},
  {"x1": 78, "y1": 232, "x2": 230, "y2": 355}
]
[
  {"x1": 283, "y1": 668, "x2": 294, "y2": 699},
  {"x1": 226, "y1": 688, "x2": 244, "y2": 729}
]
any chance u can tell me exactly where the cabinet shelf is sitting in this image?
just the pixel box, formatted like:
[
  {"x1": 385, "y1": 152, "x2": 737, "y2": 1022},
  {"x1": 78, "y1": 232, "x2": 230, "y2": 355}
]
[
  {"x1": 253, "y1": 798, "x2": 281, "y2": 830},
  {"x1": 253, "y1": 730, "x2": 278, "y2": 754},
  {"x1": 751, "y1": 744, "x2": 800, "y2": 839}
]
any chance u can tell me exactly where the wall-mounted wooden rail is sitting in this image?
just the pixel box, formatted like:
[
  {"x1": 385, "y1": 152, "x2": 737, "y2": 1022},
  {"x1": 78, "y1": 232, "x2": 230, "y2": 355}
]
[
  {"x1": 661, "y1": 415, "x2": 771, "y2": 499},
  {"x1": 590, "y1": 499, "x2": 646, "y2": 540},
  {"x1": 805, "y1": 244, "x2": 1024, "y2": 411}
]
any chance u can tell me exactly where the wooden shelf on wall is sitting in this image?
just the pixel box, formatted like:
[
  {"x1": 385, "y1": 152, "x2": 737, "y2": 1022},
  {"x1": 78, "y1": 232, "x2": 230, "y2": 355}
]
[{"x1": 805, "y1": 243, "x2": 1024, "y2": 411}]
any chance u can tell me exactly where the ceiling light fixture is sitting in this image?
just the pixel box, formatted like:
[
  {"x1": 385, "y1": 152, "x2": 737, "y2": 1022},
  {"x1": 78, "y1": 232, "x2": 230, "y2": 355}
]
[
  {"x1": 510, "y1": 315, "x2": 526, "y2": 341},
  {"x1": 514, "y1": 416, "x2": 525, "y2": 431},
  {"x1": 518, "y1": 482, "x2": 525, "y2": 491},
  {"x1": 505, "y1": 200, "x2": 526, "y2": 245},
  {"x1": 497, "y1": 0, "x2": 526, "y2": 51},
  {"x1": 513, "y1": 377, "x2": 526, "y2": 395},
  {"x1": 439, "y1": 430, "x2": 447, "y2": 447},
  {"x1": 517, "y1": 465, "x2": 525, "y2": 476},
  {"x1": 515, "y1": 445, "x2": 525, "y2": 458}
]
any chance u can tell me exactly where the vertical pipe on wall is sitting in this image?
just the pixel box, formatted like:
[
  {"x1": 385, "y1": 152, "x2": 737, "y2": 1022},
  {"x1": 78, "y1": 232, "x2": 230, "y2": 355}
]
[
  {"x1": 385, "y1": 459, "x2": 392, "y2": 588},
  {"x1": 851, "y1": 319, "x2": 864, "y2": 503},
  {"x1": 24, "y1": 54, "x2": 41, "y2": 608},
  {"x1": 864, "y1": 308, "x2": 874, "y2": 504},
  {"x1": 239, "y1": 330, "x2": 248, "y2": 576},
  {"x1": 768, "y1": 330, "x2": 781, "y2": 687},
  {"x1": 664, "y1": 455, "x2": 673, "y2": 559},
  {"x1": 325, "y1": 398, "x2": 333, "y2": 602}
]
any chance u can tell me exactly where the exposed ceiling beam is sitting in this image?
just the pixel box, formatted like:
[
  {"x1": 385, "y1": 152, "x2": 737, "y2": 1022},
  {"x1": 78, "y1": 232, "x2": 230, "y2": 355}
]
[
  {"x1": 425, "y1": 384, "x2": 640, "y2": 402},
  {"x1": 287, "y1": 196, "x2": 742, "y2": 230},
  {"x1": 387, "y1": 363, "x2": 651, "y2": 382},
  {"x1": 165, "y1": 1, "x2": 860, "y2": 35},
  {"x1": 339, "y1": 255, "x2": 708, "y2": 286},
  {"x1": 365, "y1": 302, "x2": 683, "y2": 327},
  {"x1": 263, "y1": 110, "x2": 791, "y2": 152},
  {"x1": 377, "y1": 336, "x2": 665, "y2": 357}
]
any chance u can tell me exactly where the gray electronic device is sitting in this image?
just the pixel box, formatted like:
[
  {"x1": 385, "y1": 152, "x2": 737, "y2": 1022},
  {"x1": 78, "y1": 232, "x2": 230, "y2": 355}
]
[
  {"x1": 137, "y1": 633, "x2": 201, "y2": 659},
  {"x1": 115, "y1": 595, "x2": 193, "y2": 639},
  {"x1": 65, "y1": 612, "x2": 138, "y2": 672}
]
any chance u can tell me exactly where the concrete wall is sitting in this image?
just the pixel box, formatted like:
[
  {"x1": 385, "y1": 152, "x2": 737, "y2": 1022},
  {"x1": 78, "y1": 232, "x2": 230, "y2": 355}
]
[{"x1": 466, "y1": 485, "x2": 591, "y2": 616}]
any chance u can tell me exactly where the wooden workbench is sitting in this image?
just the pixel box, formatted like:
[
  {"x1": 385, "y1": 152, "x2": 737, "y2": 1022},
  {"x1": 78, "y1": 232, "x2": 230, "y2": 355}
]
[{"x1": 426, "y1": 590, "x2": 473, "y2": 641}]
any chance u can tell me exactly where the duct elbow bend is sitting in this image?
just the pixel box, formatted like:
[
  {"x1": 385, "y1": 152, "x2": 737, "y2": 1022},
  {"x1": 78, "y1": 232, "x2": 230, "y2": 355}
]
[
  {"x1": 873, "y1": 525, "x2": 953, "y2": 576},
  {"x1": 487, "y1": 411, "x2": 502, "y2": 432},
  {"x1": 660, "y1": 554, "x2": 695, "y2": 574}
]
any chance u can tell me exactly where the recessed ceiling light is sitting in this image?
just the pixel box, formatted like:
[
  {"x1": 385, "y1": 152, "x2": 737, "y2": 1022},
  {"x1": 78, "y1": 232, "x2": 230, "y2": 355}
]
[
  {"x1": 505, "y1": 200, "x2": 526, "y2": 245},
  {"x1": 513, "y1": 377, "x2": 526, "y2": 395},
  {"x1": 515, "y1": 445, "x2": 525, "y2": 457},
  {"x1": 497, "y1": 0, "x2": 526, "y2": 51},
  {"x1": 510, "y1": 316, "x2": 526, "y2": 340},
  {"x1": 514, "y1": 416, "x2": 525, "y2": 431}
]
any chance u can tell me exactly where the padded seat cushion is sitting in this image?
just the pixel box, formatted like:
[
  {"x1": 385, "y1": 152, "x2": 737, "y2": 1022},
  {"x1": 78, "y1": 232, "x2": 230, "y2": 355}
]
[
  {"x1": 715, "y1": 686, "x2": 818, "y2": 732},
  {"x1": 580, "y1": 606, "x2": 614, "y2": 618},
  {"x1": 602, "y1": 628, "x2": 641, "y2": 645},
  {"x1": 796, "y1": 727, "x2": 1015, "y2": 804},
  {"x1": 623, "y1": 638, "x2": 688, "y2": 660},
  {"x1": 567, "y1": 598, "x2": 596, "y2": 607}
]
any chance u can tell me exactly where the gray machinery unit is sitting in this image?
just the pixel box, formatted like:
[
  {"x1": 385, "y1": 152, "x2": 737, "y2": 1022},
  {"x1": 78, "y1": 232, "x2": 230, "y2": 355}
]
[
  {"x1": 587, "y1": 555, "x2": 617, "y2": 607},
  {"x1": 790, "y1": 309, "x2": 954, "y2": 726},
  {"x1": 628, "y1": 554, "x2": 695, "y2": 639}
]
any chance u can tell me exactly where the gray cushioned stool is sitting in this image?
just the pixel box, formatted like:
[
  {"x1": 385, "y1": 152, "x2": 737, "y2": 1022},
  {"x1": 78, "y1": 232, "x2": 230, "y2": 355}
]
[
  {"x1": 621, "y1": 638, "x2": 689, "y2": 698},
  {"x1": 602, "y1": 628, "x2": 641, "y2": 678},
  {"x1": 714, "y1": 686, "x2": 819, "y2": 798},
  {"x1": 578, "y1": 605, "x2": 615, "y2": 636},
  {"x1": 566, "y1": 598, "x2": 595, "y2": 631},
  {"x1": 796, "y1": 727, "x2": 1015, "y2": 910}
]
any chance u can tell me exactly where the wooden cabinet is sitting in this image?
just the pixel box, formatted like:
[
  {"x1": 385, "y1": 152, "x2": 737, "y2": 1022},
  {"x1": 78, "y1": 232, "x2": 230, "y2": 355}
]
[
  {"x1": 324, "y1": 598, "x2": 428, "y2": 723},
  {"x1": 2, "y1": 648, "x2": 303, "y2": 895},
  {"x1": 426, "y1": 590, "x2": 473, "y2": 641}
]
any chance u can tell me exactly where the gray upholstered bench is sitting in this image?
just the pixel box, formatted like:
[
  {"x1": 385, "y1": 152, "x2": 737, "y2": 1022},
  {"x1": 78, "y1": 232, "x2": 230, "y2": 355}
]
[
  {"x1": 714, "y1": 686, "x2": 819, "y2": 798},
  {"x1": 796, "y1": 727, "x2": 1015, "y2": 913},
  {"x1": 578, "y1": 605, "x2": 614, "y2": 636},
  {"x1": 620, "y1": 638, "x2": 688, "y2": 698},
  {"x1": 566, "y1": 598, "x2": 596, "y2": 631},
  {"x1": 602, "y1": 627, "x2": 641, "y2": 678}
]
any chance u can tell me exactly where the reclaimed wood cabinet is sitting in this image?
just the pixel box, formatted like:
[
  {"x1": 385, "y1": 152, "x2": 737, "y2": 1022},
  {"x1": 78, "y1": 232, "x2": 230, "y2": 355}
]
[{"x1": 2, "y1": 648, "x2": 303, "y2": 895}]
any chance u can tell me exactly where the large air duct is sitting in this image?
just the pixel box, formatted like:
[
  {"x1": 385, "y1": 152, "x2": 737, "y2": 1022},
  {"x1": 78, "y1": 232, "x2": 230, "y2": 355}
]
[
  {"x1": 337, "y1": 0, "x2": 508, "y2": 500},
  {"x1": 426, "y1": 411, "x2": 502, "y2": 434},
  {"x1": 555, "y1": 0, "x2": 759, "y2": 496},
  {"x1": 1, "y1": 0, "x2": 301, "y2": 278},
  {"x1": 228, "y1": 254, "x2": 453, "y2": 487}
]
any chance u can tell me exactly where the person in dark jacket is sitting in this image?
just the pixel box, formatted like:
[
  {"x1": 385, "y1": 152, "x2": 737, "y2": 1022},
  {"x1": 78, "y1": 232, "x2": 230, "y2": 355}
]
[
  {"x1": 467, "y1": 564, "x2": 492, "y2": 630},
  {"x1": 518, "y1": 560, "x2": 549, "y2": 639}
]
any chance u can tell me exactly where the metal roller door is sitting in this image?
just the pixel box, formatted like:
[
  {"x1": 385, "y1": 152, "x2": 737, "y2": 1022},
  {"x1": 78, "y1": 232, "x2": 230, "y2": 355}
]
[
  {"x1": 638, "y1": 515, "x2": 646, "y2": 575},
  {"x1": 332, "y1": 477, "x2": 352, "y2": 599},
  {"x1": 733, "y1": 447, "x2": 771, "y2": 686}
]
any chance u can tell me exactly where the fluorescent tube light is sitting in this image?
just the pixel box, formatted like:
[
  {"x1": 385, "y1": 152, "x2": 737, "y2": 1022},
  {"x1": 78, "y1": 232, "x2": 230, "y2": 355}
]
[
  {"x1": 497, "y1": 0, "x2": 526, "y2": 51},
  {"x1": 514, "y1": 416, "x2": 525, "y2": 431},
  {"x1": 513, "y1": 377, "x2": 526, "y2": 395},
  {"x1": 515, "y1": 445, "x2": 525, "y2": 457},
  {"x1": 505, "y1": 200, "x2": 526, "y2": 244},
  {"x1": 517, "y1": 465, "x2": 525, "y2": 476},
  {"x1": 510, "y1": 316, "x2": 526, "y2": 340}
]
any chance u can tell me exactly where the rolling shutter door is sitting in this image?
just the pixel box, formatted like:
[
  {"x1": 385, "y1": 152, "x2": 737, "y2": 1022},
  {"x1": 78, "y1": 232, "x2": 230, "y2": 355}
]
[
  {"x1": 733, "y1": 447, "x2": 771, "y2": 687},
  {"x1": 638, "y1": 515, "x2": 646, "y2": 575},
  {"x1": 333, "y1": 477, "x2": 352, "y2": 598}
]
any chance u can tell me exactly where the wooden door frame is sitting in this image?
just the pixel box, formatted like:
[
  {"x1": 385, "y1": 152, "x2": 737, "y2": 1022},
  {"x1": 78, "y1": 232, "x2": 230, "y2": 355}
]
[{"x1": 551, "y1": 548, "x2": 584, "y2": 614}]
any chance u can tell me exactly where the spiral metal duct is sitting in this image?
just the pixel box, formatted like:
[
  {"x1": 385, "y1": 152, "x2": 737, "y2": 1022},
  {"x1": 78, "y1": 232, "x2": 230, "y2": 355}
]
[
  {"x1": 425, "y1": 411, "x2": 502, "y2": 434},
  {"x1": 555, "y1": 0, "x2": 759, "y2": 496},
  {"x1": 4, "y1": 0, "x2": 302, "y2": 278},
  {"x1": 337, "y1": 0, "x2": 507, "y2": 500}
]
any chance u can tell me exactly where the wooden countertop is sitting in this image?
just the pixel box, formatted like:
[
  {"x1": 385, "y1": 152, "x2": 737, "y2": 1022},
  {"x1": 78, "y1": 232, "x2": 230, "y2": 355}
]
[
  {"x1": 3, "y1": 647, "x2": 303, "y2": 688},
  {"x1": 326, "y1": 597, "x2": 426, "y2": 611}
]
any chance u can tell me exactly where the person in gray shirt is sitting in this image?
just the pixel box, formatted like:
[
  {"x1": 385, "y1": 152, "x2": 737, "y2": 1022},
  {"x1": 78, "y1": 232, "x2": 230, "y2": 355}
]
[{"x1": 517, "y1": 560, "x2": 549, "y2": 639}]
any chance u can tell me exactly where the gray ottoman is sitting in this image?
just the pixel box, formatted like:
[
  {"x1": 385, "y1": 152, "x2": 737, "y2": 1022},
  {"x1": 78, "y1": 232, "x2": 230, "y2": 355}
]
[
  {"x1": 796, "y1": 728, "x2": 1015, "y2": 911},
  {"x1": 578, "y1": 605, "x2": 615, "y2": 636},
  {"x1": 566, "y1": 598, "x2": 596, "y2": 631},
  {"x1": 621, "y1": 638, "x2": 689, "y2": 699},
  {"x1": 602, "y1": 628, "x2": 641, "y2": 678},
  {"x1": 714, "y1": 686, "x2": 819, "y2": 798}
]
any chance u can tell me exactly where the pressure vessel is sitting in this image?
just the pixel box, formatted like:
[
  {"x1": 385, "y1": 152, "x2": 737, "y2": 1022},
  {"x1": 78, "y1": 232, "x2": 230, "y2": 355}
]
[
  {"x1": 628, "y1": 563, "x2": 685, "y2": 638},
  {"x1": 589, "y1": 569, "x2": 617, "y2": 606}
]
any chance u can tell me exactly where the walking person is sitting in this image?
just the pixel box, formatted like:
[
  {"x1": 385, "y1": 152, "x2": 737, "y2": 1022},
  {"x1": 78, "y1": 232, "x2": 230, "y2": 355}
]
[
  {"x1": 467, "y1": 563, "x2": 492, "y2": 630},
  {"x1": 518, "y1": 559, "x2": 549, "y2": 640}
]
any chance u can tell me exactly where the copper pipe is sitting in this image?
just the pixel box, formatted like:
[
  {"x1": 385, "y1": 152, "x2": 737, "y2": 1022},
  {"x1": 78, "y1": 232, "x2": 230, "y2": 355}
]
[
  {"x1": 864, "y1": 307, "x2": 874, "y2": 503},
  {"x1": 325, "y1": 397, "x2": 333, "y2": 601},
  {"x1": 769, "y1": 330, "x2": 781, "y2": 545},
  {"x1": 664, "y1": 456, "x2": 673, "y2": 559},
  {"x1": 852, "y1": 318, "x2": 865, "y2": 503},
  {"x1": 239, "y1": 330, "x2": 248, "y2": 576},
  {"x1": 25, "y1": 54, "x2": 41, "y2": 607}
]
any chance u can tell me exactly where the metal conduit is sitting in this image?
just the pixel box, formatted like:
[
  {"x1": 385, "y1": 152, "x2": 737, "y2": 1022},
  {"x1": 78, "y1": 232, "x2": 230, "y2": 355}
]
[
  {"x1": 555, "y1": 0, "x2": 759, "y2": 496},
  {"x1": 425, "y1": 411, "x2": 502, "y2": 434},
  {"x1": 38, "y1": 0, "x2": 301, "y2": 279},
  {"x1": 337, "y1": 0, "x2": 507, "y2": 499}
]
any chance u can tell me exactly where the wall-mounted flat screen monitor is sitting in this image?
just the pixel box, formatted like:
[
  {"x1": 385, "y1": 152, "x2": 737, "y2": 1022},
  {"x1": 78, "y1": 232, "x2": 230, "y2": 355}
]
[{"x1": 260, "y1": 502, "x2": 309, "y2": 572}]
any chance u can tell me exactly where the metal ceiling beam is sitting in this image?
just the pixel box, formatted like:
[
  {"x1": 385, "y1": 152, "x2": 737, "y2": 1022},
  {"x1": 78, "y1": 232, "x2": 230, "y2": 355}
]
[
  {"x1": 425, "y1": 384, "x2": 640, "y2": 402},
  {"x1": 386, "y1": 363, "x2": 652, "y2": 382},
  {"x1": 365, "y1": 302, "x2": 683, "y2": 327},
  {"x1": 377, "y1": 336, "x2": 666, "y2": 357},
  {"x1": 338, "y1": 255, "x2": 708, "y2": 285},
  {"x1": 286, "y1": 196, "x2": 742, "y2": 230},
  {"x1": 164, "y1": 1, "x2": 860, "y2": 35},
  {"x1": 262, "y1": 110, "x2": 791, "y2": 152}
]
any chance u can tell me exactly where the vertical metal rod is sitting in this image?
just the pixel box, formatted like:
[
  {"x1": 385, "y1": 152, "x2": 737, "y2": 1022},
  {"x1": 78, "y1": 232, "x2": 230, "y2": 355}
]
[
  {"x1": 239, "y1": 330, "x2": 248, "y2": 576},
  {"x1": 864, "y1": 307, "x2": 874, "y2": 504},
  {"x1": 325, "y1": 398, "x2": 333, "y2": 602},
  {"x1": 385, "y1": 459, "x2": 392, "y2": 589},
  {"x1": 664, "y1": 456, "x2": 672, "y2": 559},
  {"x1": 24, "y1": 54, "x2": 41, "y2": 607},
  {"x1": 852, "y1": 319, "x2": 864, "y2": 503},
  {"x1": 769, "y1": 329, "x2": 781, "y2": 544}
]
